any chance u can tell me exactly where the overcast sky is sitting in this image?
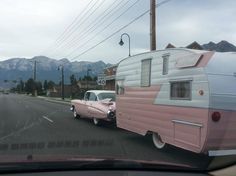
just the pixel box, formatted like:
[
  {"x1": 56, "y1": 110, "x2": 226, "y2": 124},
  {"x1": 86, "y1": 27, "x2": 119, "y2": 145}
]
[{"x1": 0, "y1": 0, "x2": 235, "y2": 63}]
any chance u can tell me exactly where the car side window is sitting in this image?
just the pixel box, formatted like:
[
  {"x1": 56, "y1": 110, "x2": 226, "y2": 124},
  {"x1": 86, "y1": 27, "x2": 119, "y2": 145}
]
[
  {"x1": 89, "y1": 92, "x2": 97, "y2": 101},
  {"x1": 84, "y1": 92, "x2": 90, "y2": 101}
]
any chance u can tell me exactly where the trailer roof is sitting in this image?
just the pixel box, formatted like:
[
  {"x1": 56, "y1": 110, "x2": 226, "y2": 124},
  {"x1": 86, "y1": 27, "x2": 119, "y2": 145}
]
[{"x1": 118, "y1": 47, "x2": 211, "y2": 65}]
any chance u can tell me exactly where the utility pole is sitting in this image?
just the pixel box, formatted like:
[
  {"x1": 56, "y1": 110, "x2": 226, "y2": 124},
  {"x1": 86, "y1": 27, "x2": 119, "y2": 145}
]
[
  {"x1": 32, "y1": 60, "x2": 38, "y2": 96},
  {"x1": 33, "y1": 60, "x2": 36, "y2": 81},
  {"x1": 62, "y1": 67, "x2": 64, "y2": 100},
  {"x1": 150, "y1": 0, "x2": 156, "y2": 51},
  {"x1": 86, "y1": 68, "x2": 91, "y2": 90},
  {"x1": 58, "y1": 65, "x2": 64, "y2": 100}
]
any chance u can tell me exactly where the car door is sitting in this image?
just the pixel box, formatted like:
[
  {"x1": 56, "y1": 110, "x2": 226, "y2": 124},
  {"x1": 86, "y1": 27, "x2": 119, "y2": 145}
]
[
  {"x1": 78, "y1": 92, "x2": 90, "y2": 117},
  {"x1": 87, "y1": 92, "x2": 98, "y2": 118}
]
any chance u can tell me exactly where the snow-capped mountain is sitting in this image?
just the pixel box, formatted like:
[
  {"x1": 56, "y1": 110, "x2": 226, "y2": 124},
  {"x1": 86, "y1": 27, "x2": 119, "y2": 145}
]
[{"x1": 0, "y1": 56, "x2": 110, "y2": 87}]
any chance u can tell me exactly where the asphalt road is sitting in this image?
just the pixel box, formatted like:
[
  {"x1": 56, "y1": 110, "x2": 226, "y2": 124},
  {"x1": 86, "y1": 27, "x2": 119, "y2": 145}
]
[{"x1": 0, "y1": 93, "x2": 231, "y2": 169}]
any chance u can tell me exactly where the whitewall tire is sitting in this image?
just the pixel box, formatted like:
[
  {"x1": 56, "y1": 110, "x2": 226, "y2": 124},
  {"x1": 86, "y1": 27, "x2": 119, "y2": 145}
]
[
  {"x1": 152, "y1": 132, "x2": 166, "y2": 149},
  {"x1": 73, "y1": 109, "x2": 79, "y2": 118},
  {"x1": 93, "y1": 118, "x2": 100, "y2": 125}
]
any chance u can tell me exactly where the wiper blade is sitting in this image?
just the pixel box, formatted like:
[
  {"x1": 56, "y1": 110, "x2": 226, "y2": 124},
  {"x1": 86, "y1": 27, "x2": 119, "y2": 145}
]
[
  {"x1": 0, "y1": 157, "x2": 200, "y2": 174},
  {"x1": 74, "y1": 158, "x2": 198, "y2": 171}
]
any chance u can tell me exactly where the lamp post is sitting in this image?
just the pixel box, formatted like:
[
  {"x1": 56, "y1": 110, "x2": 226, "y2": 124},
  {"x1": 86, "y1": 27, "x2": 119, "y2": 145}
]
[
  {"x1": 119, "y1": 33, "x2": 131, "y2": 56},
  {"x1": 58, "y1": 65, "x2": 64, "y2": 100},
  {"x1": 86, "y1": 68, "x2": 91, "y2": 90}
]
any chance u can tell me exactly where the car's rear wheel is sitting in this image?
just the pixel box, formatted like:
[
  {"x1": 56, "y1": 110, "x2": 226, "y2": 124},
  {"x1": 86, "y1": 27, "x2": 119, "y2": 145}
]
[
  {"x1": 152, "y1": 132, "x2": 166, "y2": 149},
  {"x1": 93, "y1": 118, "x2": 100, "y2": 125}
]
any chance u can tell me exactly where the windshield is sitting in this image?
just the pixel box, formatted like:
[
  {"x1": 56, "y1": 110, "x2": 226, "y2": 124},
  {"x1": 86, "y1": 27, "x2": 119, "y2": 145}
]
[
  {"x1": 97, "y1": 93, "x2": 116, "y2": 101},
  {"x1": 0, "y1": 0, "x2": 236, "y2": 173}
]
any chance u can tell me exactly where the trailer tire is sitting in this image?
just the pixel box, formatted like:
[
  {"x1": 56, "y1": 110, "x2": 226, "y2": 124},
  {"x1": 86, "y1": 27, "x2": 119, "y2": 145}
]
[{"x1": 152, "y1": 132, "x2": 166, "y2": 149}]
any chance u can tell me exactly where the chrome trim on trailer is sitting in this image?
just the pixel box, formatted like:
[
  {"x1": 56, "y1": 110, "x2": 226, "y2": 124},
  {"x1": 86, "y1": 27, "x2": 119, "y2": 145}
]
[
  {"x1": 209, "y1": 149, "x2": 236, "y2": 156},
  {"x1": 172, "y1": 120, "x2": 203, "y2": 127}
]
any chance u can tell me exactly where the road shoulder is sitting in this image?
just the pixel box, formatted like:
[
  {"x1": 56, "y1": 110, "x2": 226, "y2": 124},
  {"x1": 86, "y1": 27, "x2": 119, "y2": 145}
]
[{"x1": 37, "y1": 96, "x2": 71, "y2": 105}]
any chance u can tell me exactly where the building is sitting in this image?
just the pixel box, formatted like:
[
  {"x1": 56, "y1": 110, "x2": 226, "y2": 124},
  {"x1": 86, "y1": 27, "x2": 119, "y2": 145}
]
[
  {"x1": 47, "y1": 85, "x2": 77, "y2": 98},
  {"x1": 104, "y1": 64, "x2": 117, "y2": 90},
  {"x1": 77, "y1": 80, "x2": 99, "y2": 90}
]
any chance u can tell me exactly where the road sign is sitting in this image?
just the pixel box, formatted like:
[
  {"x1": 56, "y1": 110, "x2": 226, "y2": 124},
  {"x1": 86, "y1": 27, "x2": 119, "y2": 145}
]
[
  {"x1": 97, "y1": 79, "x2": 106, "y2": 86},
  {"x1": 97, "y1": 74, "x2": 106, "y2": 86}
]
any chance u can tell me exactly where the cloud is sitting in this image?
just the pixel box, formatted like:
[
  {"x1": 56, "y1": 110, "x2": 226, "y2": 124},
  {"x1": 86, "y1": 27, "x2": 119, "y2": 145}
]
[
  {"x1": 0, "y1": 0, "x2": 235, "y2": 63},
  {"x1": 156, "y1": 0, "x2": 236, "y2": 47}
]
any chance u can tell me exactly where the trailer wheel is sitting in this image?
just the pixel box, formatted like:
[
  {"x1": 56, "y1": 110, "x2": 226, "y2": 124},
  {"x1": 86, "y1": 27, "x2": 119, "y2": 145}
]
[{"x1": 152, "y1": 132, "x2": 166, "y2": 149}]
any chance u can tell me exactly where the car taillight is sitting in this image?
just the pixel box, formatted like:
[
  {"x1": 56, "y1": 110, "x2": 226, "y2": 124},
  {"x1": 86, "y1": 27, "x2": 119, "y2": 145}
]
[{"x1": 212, "y1": 112, "x2": 221, "y2": 122}]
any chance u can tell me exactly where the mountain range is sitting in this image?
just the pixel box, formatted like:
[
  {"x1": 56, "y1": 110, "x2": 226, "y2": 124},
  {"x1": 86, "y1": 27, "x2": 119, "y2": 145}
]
[
  {"x1": 201, "y1": 40, "x2": 236, "y2": 52},
  {"x1": 0, "y1": 56, "x2": 110, "y2": 88}
]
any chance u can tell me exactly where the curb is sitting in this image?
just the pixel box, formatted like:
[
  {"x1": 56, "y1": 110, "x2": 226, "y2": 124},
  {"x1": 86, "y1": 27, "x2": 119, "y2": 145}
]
[{"x1": 38, "y1": 96, "x2": 71, "y2": 105}]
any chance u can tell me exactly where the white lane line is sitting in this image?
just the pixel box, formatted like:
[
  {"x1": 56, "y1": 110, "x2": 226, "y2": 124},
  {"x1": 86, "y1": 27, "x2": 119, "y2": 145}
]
[{"x1": 42, "y1": 116, "x2": 53, "y2": 123}]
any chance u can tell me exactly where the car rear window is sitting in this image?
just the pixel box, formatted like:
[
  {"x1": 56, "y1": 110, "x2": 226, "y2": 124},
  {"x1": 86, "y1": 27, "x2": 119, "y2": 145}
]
[{"x1": 97, "y1": 93, "x2": 116, "y2": 101}]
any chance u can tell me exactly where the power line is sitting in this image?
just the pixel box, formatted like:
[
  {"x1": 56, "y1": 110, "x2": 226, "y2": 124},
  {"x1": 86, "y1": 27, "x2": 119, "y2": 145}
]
[
  {"x1": 59, "y1": 0, "x2": 128, "y2": 52},
  {"x1": 49, "y1": 0, "x2": 127, "y2": 56},
  {"x1": 48, "y1": 0, "x2": 107, "y2": 57},
  {"x1": 66, "y1": 0, "x2": 141, "y2": 58},
  {"x1": 71, "y1": 0, "x2": 172, "y2": 60},
  {"x1": 55, "y1": 0, "x2": 105, "y2": 48},
  {"x1": 45, "y1": 0, "x2": 100, "y2": 56},
  {"x1": 39, "y1": 0, "x2": 96, "y2": 55},
  {"x1": 54, "y1": 0, "x2": 95, "y2": 44}
]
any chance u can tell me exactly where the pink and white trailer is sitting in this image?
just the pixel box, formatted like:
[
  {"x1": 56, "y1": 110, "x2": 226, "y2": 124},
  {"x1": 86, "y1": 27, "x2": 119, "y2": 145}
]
[{"x1": 115, "y1": 48, "x2": 236, "y2": 156}]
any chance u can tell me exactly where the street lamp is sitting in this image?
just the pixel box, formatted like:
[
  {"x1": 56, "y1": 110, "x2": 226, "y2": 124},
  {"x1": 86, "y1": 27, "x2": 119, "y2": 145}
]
[
  {"x1": 58, "y1": 65, "x2": 64, "y2": 100},
  {"x1": 119, "y1": 33, "x2": 131, "y2": 56}
]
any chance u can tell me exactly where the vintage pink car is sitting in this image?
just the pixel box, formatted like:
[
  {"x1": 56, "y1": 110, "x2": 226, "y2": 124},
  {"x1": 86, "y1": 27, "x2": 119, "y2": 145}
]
[{"x1": 70, "y1": 90, "x2": 116, "y2": 125}]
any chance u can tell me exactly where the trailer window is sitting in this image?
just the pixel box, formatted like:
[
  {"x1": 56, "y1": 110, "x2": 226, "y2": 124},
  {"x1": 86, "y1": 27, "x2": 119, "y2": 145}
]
[
  {"x1": 98, "y1": 93, "x2": 116, "y2": 101},
  {"x1": 170, "y1": 81, "x2": 191, "y2": 100},
  {"x1": 141, "y1": 59, "x2": 152, "y2": 87},
  {"x1": 162, "y1": 54, "x2": 169, "y2": 75}
]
